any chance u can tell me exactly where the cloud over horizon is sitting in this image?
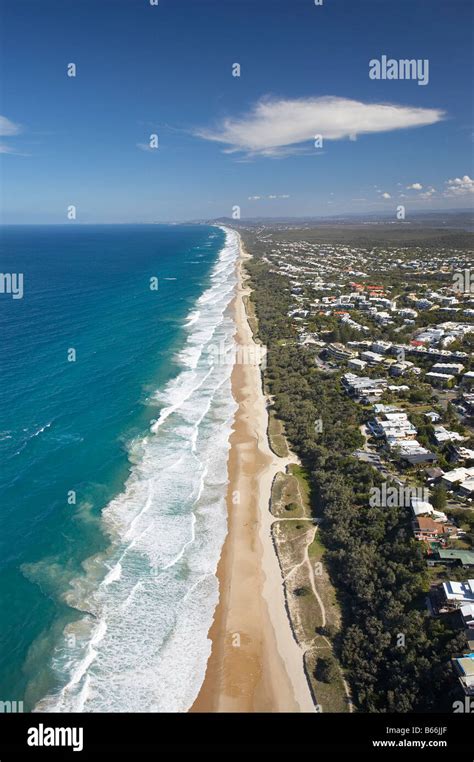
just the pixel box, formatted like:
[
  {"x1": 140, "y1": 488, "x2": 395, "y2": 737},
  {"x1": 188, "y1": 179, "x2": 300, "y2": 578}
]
[
  {"x1": 444, "y1": 175, "x2": 474, "y2": 196},
  {"x1": 194, "y1": 96, "x2": 445, "y2": 157},
  {"x1": 0, "y1": 115, "x2": 21, "y2": 136},
  {"x1": 0, "y1": 115, "x2": 26, "y2": 156}
]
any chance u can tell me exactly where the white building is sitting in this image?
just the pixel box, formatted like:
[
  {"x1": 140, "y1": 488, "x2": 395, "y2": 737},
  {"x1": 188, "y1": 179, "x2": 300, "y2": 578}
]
[
  {"x1": 441, "y1": 466, "x2": 474, "y2": 490},
  {"x1": 425, "y1": 372, "x2": 455, "y2": 387},
  {"x1": 371, "y1": 340, "x2": 393, "y2": 355},
  {"x1": 431, "y1": 362, "x2": 465, "y2": 375},
  {"x1": 443, "y1": 579, "x2": 474, "y2": 605},
  {"x1": 348, "y1": 358, "x2": 367, "y2": 371},
  {"x1": 361, "y1": 350, "x2": 384, "y2": 365},
  {"x1": 433, "y1": 426, "x2": 465, "y2": 445}
]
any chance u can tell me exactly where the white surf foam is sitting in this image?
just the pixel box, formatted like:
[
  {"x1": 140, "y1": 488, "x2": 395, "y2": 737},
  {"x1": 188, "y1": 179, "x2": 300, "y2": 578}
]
[{"x1": 36, "y1": 226, "x2": 240, "y2": 713}]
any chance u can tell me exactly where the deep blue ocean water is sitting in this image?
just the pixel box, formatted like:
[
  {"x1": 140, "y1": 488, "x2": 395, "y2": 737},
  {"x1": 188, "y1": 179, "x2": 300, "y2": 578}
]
[{"x1": 0, "y1": 224, "x2": 238, "y2": 711}]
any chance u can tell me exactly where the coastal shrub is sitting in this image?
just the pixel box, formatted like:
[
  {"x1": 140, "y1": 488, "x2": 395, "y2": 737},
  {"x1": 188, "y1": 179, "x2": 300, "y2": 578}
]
[
  {"x1": 294, "y1": 587, "x2": 309, "y2": 597},
  {"x1": 315, "y1": 656, "x2": 339, "y2": 684}
]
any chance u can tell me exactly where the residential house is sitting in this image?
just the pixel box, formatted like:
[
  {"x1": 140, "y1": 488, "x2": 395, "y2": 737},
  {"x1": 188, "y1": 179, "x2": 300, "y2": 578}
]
[
  {"x1": 428, "y1": 549, "x2": 474, "y2": 569},
  {"x1": 461, "y1": 603, "x2": 474, "y2": 629},
  {"x1": 413, "y1": 516, "x2": 455, "y2": 543},
  {"x1": 327, "y1": 343, "x2": 356, "y2": 362},
  {"x1": 452, "y1": 656, "x2": 474, "y2": 696},
  {"x1": 441, "y1": 466, "x2": 474, "y2": 491},
  {"x1": 431, "y1": 362, "x2": 465, "y2": 376},
  {"x1": 425, "y1": 372, "x2": 455, "y2": 388},
  {"x1": 433, "y1": 426, "x2": 465, "y2": 446},
  {"x1": 442, "y1": 579, "x2": 474, "y2": 609},
  {"x1": 347, "y1": 358, "x2": 367, "y2": 371}
]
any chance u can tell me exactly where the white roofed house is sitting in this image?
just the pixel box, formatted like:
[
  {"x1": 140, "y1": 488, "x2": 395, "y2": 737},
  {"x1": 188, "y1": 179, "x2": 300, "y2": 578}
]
[
  {"x1": 360, "y1": 350, "x2": 384, "y2": 365},
  {"x1": 379, "y1": 412, "x2": 418, "y2": 442},
  {"x1": 341, "y1": 373, "x2": 387, "y2": 400},
  {"x1": 398, "y1": 308, "x2": 418, "y2": 319},
  {"x1": 348, "y1": 357, "x2": 367, "y2": 371},
  {"x1": 424, "y1": 411, "x2": 442, "y2": 423},
  {"x1": 394, "y1": 440, "x2": 438, "y2": 465},
  {"x1": 433, "y1": 425, "x2": 466, "y2": 446},
  {"x1": 452, "y1": 655, "x2": 474, "y2": 697},
  {"x1": 453, "y1": 446, "x2": 474, "y2": 463},
  {"x1": 441, "y1": 466, "x2": 474, "y2": 491},
  {"x1": 460, "y1": 602, "x2": 474, "y2": 628},
  {"x1": 373, "y1": 311, "x2": 392, "y2": 325},
  {"x1": 425, "y1": 372, "x2": 455, "y2": 388},
  {"x1": 371, "y1": 340, "x2": 393, "y2": 355},
  {"x1": 327, "y1": 342, "x2": 357, "y2": 362},
  {"x1": 431, "y1": 362, "x2": 465, "y2": 376},
  {"x1": 389, "y1": 361, "x2": 414, "y2": 377},
  {"x1": 410, "y1": 497, "x2": 447, "y2": 522},
  {"x1": 442, "y1": 579, "x2": 474, "y2": 610},
  {"x1": 459, "y1": 477, "x2": 474, "y2": 498},
  {"x1": 416, "y1": 327, "x2": 444, "y2": 342},
  {"x1": 461, "y1": 371, "x2": 474, "y2": 387}
]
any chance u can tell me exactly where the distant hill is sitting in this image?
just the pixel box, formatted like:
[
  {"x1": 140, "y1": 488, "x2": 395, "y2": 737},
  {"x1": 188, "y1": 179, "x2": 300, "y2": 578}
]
[{"x1": 207, "y1": 208, "x2": 473, "y2": 232}]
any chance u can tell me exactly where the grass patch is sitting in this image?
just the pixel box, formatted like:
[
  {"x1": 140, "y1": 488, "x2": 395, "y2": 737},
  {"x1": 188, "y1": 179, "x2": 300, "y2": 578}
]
[
  {"x1": 288, "y1": 464, "x2": 311, "y2": 516},
  {"x1": 243, "y1": 296, "x2": 259, "y2": 337},
  {"x1": 272, "y1": 519, "x2": 311, "y2": 574},
  {"x1": 271, "y1": 472, "x2": 305, "y2": 519},
  {"x1": 268, "y1": 412, "x2": 289, "y2": 458},
  {"x1": 284, "y1": 564, "x2": 323, "y2": 641},
  {"x1": 305, "y1": 649, "x2": 350, "y2": 713},
  {"x1": 308, "y1": 531, "x2": 325, "y2": 561}
]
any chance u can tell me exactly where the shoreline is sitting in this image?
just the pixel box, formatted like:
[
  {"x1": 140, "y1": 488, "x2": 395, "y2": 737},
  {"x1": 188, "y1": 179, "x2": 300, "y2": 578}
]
[{"x1": 191, "y1": 231, "x2": 315, "y2": 713}]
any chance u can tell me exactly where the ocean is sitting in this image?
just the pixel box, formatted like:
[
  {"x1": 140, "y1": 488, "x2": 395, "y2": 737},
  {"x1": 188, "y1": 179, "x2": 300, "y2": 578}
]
[{"x1": 0, "y1": 223, "x2": 239, "y2": 712}]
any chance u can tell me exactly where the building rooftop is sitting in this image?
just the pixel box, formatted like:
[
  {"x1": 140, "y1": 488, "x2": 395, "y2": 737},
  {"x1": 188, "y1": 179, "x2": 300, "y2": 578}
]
[
  {"x1": 437, "y1": 549, "x2": 474, "y2": 566},
  {"x1": 443, "y1": 579, "x2": 474, "y2": 603}
]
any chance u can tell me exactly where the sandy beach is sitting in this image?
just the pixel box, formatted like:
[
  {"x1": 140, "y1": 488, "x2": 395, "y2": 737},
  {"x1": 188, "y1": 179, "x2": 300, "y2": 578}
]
[{"x1": 191, "y1": 233, "x2": 315, "y2": 713}]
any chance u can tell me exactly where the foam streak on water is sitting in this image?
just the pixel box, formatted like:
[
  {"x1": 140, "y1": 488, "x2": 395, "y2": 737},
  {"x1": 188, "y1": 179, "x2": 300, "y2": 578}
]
[{"x1": 36, "y1": 227, "x2": 239, "y2": 712}]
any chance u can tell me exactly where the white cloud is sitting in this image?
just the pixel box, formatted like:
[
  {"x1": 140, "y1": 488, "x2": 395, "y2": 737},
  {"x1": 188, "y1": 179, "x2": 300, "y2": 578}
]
[
  {"x1": 194, "y1": 96, "x2": 444, "y2": 157},
  {"x1": 444, "y1": 175, "x2": 474, "y2": 196},
  {"x1": 0, "y1": 115, "x2": 21, "y2": 136},
  {"x1": 407, "y1": 182, "x2": 423, "y2": 190},
  {"x1": 419, "y1": 187, "x2": 436, "y2": 199},
  {"x1": 381, "y1": 192, "x2": 391, "y2": 199},
  {"x1": 248, "y1": 193, "x2": 290, "y2": 200},
  {"x1": 0, "y1": 143, "x2": 19, "y2": 154},
  {"x1": 0, "y1": 116, "x2": 25, "y2": 154}
]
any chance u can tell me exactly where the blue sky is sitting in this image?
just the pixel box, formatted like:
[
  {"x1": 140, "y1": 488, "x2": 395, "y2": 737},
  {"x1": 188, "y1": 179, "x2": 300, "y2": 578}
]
[{"x1": 1, "y1": 0, "x2": 473, "y2": 223}]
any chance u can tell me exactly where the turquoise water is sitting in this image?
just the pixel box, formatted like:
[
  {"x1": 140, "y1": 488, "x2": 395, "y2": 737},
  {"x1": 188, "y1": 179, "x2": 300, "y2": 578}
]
[{"x1": 0, "y1": 224, "x2": 238, "y2": 711}]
